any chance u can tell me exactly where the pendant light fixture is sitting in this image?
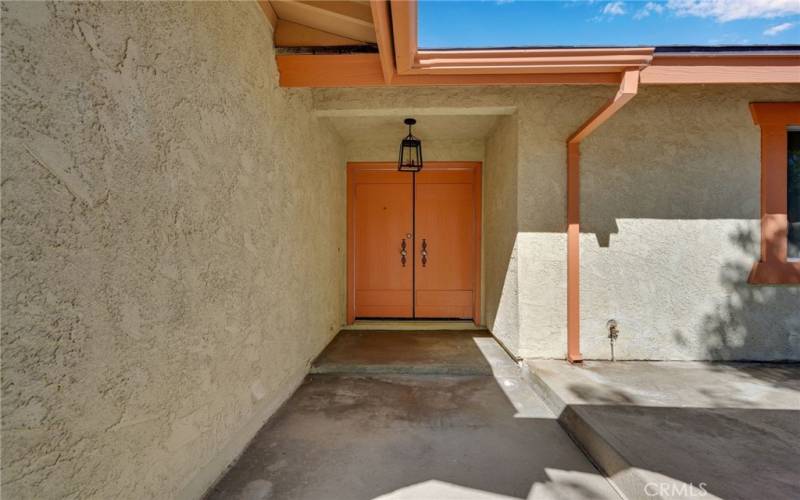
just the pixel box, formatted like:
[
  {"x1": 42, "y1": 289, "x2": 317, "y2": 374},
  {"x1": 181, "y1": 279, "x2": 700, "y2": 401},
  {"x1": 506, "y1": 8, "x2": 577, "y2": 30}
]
[{"x1": 398, "y1": 118, "x2": 423, "y2": 172}]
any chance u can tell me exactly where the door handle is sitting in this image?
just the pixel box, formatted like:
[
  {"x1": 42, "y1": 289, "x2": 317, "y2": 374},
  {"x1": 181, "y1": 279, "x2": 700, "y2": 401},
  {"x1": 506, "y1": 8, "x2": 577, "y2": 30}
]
[
  {"x1": 400, "y1": 239, "x2": 407, "y2": 267},
  {"x1": 421, "y1": 239, "x2": 428, "y2": 267}
]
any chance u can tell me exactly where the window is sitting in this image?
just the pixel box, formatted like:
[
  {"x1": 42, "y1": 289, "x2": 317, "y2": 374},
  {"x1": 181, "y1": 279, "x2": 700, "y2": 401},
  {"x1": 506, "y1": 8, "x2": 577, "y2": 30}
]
[
  {"x1": 788, "y1": 129, "x2": 800, "y2": 260},
  {"x1": 748, "y1": 103, "x2": 800, "y2": 284}
]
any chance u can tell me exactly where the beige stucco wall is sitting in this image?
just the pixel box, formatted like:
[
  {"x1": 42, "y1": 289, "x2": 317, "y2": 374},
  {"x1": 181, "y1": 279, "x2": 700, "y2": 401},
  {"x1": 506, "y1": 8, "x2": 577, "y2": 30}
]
[
  {"x1": 484, "y1": 115, "x2": 519, "y2": 352},
  {"x1": 315, "y1": 83, "x2": 800, "y2": 361},
  {"x1": 580, "y1": 85, "x2": 800, "y2": 360},
  {"x1": 1, "y1": 2, "x2": 345, "y2": 499}
]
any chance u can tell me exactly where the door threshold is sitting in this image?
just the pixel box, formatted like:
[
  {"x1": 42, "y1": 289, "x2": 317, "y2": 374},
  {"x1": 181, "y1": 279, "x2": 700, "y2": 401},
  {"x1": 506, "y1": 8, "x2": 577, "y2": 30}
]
[{"x1": 342, "y1": 320, "x2": 485, "y2": 331}]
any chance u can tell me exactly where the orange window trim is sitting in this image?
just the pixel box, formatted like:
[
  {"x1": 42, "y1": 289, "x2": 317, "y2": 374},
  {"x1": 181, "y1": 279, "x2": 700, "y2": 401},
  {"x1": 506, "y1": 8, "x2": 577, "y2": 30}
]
[{"x1": 748, "y1": 102, "x2": 800, "y2": 285}]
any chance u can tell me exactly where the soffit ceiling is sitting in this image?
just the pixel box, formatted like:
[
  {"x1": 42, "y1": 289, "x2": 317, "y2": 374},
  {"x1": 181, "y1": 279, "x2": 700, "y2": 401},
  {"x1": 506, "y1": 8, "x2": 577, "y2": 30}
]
[
  {"x1": 269, "y1": 1, "x2": 377, "y2": 47},
  {"x1": 325, "y1": 114, "x2": 500, "y2": 142}
]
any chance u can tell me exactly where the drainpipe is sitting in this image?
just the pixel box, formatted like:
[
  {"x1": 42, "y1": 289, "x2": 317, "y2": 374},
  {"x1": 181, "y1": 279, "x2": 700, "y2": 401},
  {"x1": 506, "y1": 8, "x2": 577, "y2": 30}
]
[{"x1": 566, "y1": 70, "x2": 640, "y2": 363}]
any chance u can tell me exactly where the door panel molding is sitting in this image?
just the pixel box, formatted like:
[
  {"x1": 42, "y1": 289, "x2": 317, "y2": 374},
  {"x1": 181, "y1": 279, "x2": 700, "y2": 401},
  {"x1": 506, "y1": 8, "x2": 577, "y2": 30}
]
[{"x1": 347, "y1": 162, "x2": 482, "y2": 324}]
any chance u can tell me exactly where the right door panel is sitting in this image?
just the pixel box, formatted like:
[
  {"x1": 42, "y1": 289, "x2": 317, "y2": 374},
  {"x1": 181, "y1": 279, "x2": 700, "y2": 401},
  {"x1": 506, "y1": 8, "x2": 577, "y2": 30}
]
[{"x1": 414, "y1": 168, "x2": 477, "y2": 319}]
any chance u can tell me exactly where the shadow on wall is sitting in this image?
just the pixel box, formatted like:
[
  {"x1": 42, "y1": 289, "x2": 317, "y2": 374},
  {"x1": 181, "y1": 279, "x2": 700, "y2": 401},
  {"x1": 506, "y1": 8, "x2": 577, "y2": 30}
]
[{"x1": 684, "y1": 225, "x2": 800, "y2": 362}]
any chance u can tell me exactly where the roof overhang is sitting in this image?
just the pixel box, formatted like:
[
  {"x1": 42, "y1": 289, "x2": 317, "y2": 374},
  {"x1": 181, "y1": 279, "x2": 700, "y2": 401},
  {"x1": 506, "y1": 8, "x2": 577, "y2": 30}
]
[{"x1": 263, "y1": 0, "x2": 800, "y2": 88}]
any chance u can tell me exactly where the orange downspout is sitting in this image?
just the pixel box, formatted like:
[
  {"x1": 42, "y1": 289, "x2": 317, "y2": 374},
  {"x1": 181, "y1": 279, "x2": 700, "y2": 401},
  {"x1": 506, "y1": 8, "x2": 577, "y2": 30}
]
[{"x1": 566, "y1": 70, "x2": 640, "y2": 363}]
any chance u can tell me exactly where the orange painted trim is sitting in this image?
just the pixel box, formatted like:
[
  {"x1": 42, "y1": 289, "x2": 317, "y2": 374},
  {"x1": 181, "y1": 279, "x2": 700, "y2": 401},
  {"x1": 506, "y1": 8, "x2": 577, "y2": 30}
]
[
  {"x1": 277, "y1": 53, "x2": 800, "y2": 87},
  {"x1": 370, "y1": 0, "x2": 395, "y2": 84},
  {"x1": 748, "y1": 262, "x2": 800, "y2": 284},
  {"x1": 274, "y1": 0, "x2": 799, "y2": 88},
  {"x1": 416, "y1": 47, "x2": 654, "y2": 60},
  {"x1": 566, "y1": 142, "x2": 581, "y2": 363},
  {"x1": 748, "y1": 102, "x2": 800, "y2": 285},
  {"x1": 564, "y1": 70, "x2": 640, "y2": 363},
  {"x1": 346, "y1": 164, "x2": 357, "y2": 324},
  {"x1": 346, "y1": 162, "x2": 483, "y2": 325},
  {"x1": 473, "y1": 163, "x2": 483, "y2": 325},
  {"x1": 277, "y1": 54, "x2": 386, "y2": 87},
  {"x1": 568, "y1": 70, "x2": 639, "y2": 143},
  {"x1": 389, "y1": 0, "x2": 417, "y2": 74},
  {"x1": 751, "y1": 102, "x2": 800, "y2": 125},
  {"x1": 276, "y1": 54, "x2": 623, "y2": 87},
  {"x1": 407, "y1": 48, "x2": 654, "y2": 75},
  {"x1": 641, "y1": 54, "x2": 800, "y2": 84}
]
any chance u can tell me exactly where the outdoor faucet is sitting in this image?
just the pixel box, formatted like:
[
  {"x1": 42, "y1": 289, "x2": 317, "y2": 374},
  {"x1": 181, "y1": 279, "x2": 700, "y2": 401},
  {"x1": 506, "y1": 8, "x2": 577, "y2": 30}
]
[{"x1": 607, "y1": 319, "x2": 619, "y2": 361}]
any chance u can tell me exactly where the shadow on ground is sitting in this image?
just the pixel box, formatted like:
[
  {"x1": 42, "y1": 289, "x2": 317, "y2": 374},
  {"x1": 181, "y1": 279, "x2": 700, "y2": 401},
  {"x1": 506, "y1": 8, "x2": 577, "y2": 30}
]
[
  {"x1": 207, "y1": 374, "x2": 616, "y2": 500},
  {"x1": 208, "y1": 332, "x2": 620, "y2": 500},
  {"x1": 547, "y1": 359, "x2": 800, "y2": 500}
]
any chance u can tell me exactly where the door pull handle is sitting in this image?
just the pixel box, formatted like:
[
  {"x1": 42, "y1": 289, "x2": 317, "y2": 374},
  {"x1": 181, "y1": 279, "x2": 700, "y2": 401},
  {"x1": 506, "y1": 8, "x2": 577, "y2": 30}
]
[
  {"x1": 421, "y1": 239, "x2": 428, "y2": 267},
  {"x1": 400, "y1": 239, "x2": 407, "y2": 267}
]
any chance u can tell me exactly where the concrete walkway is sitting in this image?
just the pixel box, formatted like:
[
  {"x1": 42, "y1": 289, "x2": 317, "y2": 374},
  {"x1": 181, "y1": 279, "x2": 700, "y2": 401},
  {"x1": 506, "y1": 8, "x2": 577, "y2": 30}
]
[
  {"x1": 206, "y1": 332, "x2": 620, "y2": 500},
  {"x1": 525, "y1": 360, "x2": 800, "y2": 500}
]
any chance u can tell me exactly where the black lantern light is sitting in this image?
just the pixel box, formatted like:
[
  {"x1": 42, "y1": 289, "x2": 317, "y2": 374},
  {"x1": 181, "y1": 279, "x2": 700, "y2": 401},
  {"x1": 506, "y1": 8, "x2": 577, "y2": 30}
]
[{"x1": 398, "y1": 118, "x2": 423, "y2": 172}]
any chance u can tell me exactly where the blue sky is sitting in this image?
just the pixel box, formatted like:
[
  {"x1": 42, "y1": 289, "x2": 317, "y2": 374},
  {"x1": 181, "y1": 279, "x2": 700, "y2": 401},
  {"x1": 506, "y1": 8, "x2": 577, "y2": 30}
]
[{"x1": 418, "y1": 1, "x2": 800, "y2": 48}]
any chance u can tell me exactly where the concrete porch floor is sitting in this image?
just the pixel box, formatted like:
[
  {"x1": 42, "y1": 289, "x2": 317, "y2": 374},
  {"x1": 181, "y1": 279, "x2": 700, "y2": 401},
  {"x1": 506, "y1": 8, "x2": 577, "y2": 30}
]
[
  {"x1": 206, "y1": 332, "x2": 620, "y2": 500},
  {"x1": 525, "y1": 360, "x2": 800, "y2": 500}
]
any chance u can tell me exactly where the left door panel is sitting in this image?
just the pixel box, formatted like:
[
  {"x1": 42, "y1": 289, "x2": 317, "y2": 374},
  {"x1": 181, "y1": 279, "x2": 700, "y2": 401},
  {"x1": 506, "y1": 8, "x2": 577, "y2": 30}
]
[{"x1": 350, "y1": 167, "x2": 413, "y2": 319}]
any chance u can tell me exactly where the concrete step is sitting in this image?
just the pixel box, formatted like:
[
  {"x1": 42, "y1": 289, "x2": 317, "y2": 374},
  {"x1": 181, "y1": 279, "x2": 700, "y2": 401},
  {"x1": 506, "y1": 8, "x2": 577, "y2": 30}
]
[
  {"x1": 522, "y1": 364, "x2": 638, "y2": 499},
  {"x1": 522, "y1": 360, "x2": 800, "y2": 500},
  {"x1": 312, "y1": 330, "x2": 495, "y2": 375},
  {"x1": 342, "y1": 320, "x2": 484, "y2": 331}
]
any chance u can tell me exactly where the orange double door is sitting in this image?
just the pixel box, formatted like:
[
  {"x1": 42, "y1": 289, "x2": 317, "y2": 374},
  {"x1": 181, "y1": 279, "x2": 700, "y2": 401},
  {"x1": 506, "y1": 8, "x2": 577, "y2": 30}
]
[{"x1": 347, "y1": 162, "x2": 481, "y2": 323}]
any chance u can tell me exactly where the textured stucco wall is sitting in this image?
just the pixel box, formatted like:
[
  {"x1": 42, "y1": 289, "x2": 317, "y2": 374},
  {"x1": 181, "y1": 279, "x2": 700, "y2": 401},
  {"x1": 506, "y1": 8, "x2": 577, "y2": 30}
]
[
  {"x1": 1, "y1": 2, "x2": 345, "y2": 499},
  {"x1": 580, "y1": 85, "x2": 800, "y2": 360},
  {"x1": 484, "y1": 114, "x2": 519, "y2": 352},
  {"x1": 315, "y1": 84, "x2": 800, "y2": 361}
]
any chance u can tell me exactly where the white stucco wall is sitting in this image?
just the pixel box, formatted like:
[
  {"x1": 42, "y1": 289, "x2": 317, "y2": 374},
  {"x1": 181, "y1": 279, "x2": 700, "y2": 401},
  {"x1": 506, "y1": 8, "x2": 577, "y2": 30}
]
[
  {"x1": 315, "y1": 84, "x2": 800, "y2": 361},
  {"x1": 1, "y1": 2, "x2": 345, "y2": 499}
]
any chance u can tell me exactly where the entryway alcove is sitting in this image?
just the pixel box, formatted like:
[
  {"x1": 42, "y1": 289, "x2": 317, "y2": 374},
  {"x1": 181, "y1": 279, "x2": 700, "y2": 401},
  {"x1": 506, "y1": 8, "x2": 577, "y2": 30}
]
[{"x1": 347, "y1": 162, "x2": 482, "y2": 322}]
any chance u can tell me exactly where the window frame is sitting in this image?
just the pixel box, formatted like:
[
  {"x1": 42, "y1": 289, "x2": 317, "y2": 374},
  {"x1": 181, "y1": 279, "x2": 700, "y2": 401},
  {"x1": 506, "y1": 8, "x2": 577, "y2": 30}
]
[{"x1": 748, "y1": 102, "x2": 800, "y2": 285}]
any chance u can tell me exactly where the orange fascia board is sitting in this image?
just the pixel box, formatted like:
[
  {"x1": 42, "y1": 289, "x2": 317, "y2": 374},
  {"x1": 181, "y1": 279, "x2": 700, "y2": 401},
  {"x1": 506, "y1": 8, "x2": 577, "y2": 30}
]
[
  {"x1": 390, "y1": 0, "x2": 417, "y2": 74},
  {"x1": 641, "y1": 54, "x2": 800, "y2": 84},
  {"x1": 370, "y1": 0, "x2": 395, "y2": 84},
  {"x1": 276, "y1": 53, "x2": 799, "y2": 86},
  {"x1": 276, "y1": 54, "x2": 623, "y2": 87},
  {"x1": 277, "y1": 54, "x2": 386, "y2": 87},
  {"x1": 382, "y1": 0, "x2": 797, "y2": 84},
  {"x1": 404, "y1": 63, "x2": 649, "y2": 75},
  {"x1": 391, "y1": 72, "x2": 622, "y2": 85},
  {"x1": 409, "y1": 48, "x2": 654, "y2": 75}
]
